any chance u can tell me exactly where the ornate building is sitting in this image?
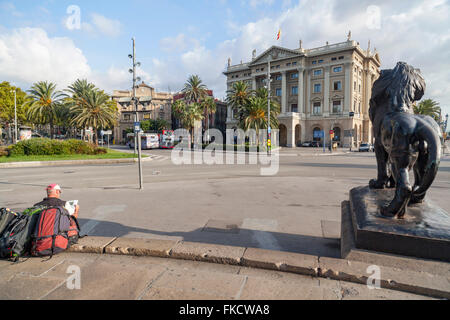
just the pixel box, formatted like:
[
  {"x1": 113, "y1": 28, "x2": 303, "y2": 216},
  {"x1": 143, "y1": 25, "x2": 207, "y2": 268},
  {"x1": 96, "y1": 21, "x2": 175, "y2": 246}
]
[
  {"x1": 223, "y1": 37, "x2": 381, "y2": 147},
  {"x1": 112, "y1": 82, "x2": 173, "y2": 144}
]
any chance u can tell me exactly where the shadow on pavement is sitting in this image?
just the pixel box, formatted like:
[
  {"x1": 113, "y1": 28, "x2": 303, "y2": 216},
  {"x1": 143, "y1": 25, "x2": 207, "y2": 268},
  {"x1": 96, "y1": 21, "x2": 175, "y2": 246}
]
[{"x1": 78, "y1": 219, "x2": 341, "y2": 258}]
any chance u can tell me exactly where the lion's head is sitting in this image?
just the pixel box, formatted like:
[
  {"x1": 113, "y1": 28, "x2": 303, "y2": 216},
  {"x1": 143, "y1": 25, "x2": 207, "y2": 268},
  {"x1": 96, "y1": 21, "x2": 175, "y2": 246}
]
[{"x1": 370, "y1": 62, "x2": 426, "y2": 115}]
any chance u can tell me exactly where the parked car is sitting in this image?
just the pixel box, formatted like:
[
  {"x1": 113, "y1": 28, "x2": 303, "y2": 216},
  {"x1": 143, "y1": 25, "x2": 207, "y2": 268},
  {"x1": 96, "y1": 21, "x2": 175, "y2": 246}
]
[
  {"x1": 359, "y1": 143, "x2": 374, "y2": 152},
  {"x1": 301, "y1": 141, "x2": 313, "y2": 147}
]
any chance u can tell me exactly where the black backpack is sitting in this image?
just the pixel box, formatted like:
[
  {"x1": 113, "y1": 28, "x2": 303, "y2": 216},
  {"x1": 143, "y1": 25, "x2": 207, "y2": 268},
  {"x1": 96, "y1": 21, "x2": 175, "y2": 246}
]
[
  {"x1": 0, "y1": 213, "x2": 40, "y2": 261},
  {"x1": 0, "y1": 208, "x2": 19, "y2": 237}
]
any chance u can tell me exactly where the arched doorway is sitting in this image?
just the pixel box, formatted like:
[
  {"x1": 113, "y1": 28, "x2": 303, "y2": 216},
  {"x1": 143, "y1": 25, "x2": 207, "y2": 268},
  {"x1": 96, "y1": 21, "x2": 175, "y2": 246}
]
[
  {"x1": 295, "y1": 124, "x2": 301, "y2": 147},
  {"x1": 279, "y1": 124, "x2": 287, "y2": 147},
  {"x1": 313, "y1": 127, "x2": 323, "y2": 144},
  {"x1": 332, "y1": 127, "x2": 342, "y2": 146}
]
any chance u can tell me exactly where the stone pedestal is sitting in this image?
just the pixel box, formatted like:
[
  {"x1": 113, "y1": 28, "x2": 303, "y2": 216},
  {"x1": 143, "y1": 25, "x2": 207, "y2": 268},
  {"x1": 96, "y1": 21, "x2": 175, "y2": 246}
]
[{"x1": 341, "y1": 186, "x2": 450, "y2": 262}]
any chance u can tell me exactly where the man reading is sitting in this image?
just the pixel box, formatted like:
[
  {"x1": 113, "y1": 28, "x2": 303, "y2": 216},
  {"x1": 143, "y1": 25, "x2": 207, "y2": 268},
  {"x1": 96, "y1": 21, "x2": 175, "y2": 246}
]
[{"x1": 34, "y1": 184, "x2": 79, "y2": 219}]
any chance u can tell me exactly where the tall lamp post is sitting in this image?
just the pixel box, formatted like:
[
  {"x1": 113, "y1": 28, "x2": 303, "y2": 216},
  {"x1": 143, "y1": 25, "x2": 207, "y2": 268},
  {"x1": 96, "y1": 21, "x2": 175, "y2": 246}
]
[
  {"x1": 10, "y1": 89, "x2": 17, "y2": 144},
  {"x1": 267, "y1": 57, "x2": 273, "y2": 155},
  {"x1": 129, "y1": 37, "x2": 143, "y2": 190}
]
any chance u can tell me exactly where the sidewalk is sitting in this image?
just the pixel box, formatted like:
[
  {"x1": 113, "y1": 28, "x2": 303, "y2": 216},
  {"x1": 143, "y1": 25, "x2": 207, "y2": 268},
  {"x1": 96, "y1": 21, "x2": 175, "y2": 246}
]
[
  {"x1": 0, "y1": 251, "x2": 432, "y2": 300},
  {"x1": 0, "y1": 236, "x2": 445, "y2": 300}
]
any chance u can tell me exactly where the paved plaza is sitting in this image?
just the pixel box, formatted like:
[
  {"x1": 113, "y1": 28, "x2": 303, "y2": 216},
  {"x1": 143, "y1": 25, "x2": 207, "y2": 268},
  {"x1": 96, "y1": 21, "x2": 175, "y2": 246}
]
[{"x1": 0, "y1": 146, "x2": 449, "y2": 300}]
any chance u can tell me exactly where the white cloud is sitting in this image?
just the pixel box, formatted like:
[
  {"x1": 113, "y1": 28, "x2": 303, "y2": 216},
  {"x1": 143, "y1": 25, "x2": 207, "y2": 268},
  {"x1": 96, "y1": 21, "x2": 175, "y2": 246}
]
[
  {"x1": 90, "y1": 13, "x2": 122, "y2": 37},
  {"x1": 146, "y1": 0, "x2": 450, "y2": 114},
  {"x1": 0, "y1": 27, "x2": 91, "y2": 89},
  {"x1": 66, "y1": 12, "x2": 123, "y2": 38}
]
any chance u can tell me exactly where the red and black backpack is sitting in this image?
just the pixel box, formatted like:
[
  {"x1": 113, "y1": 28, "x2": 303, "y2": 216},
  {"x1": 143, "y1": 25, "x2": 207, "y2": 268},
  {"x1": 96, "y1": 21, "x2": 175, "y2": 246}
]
[{"x1": 31, "y1": 206, "x2": 80, "y2": 258}]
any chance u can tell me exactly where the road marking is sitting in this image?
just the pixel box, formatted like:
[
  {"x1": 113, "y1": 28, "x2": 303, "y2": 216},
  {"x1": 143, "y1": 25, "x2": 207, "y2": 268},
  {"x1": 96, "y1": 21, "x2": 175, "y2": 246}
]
[
  {"x1": 0, "y1": 189, "x2": 13, "y2": 192},
  {"x1": 242, "y1": 218, "x2": 282, "y2": 251},
  {"x1": 81, "y1": 205, "x2": 127, "y2": 236}
]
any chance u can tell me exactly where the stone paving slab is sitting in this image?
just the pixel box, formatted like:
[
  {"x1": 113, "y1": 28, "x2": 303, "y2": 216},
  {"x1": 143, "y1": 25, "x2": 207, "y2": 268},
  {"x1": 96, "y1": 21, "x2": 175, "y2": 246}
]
[
  {"x1": 0, "y1": 236, "x2": 448, "y2": 299},
  {"x1": 43, "y1": 260, "x2": 167, "y2": 300},
  {"x1": 105, "y1": 237, "x2": 178, "y2": 257},
  {"x1": 169, "y1": 241, "x2": 246, "y2": 265},
  {"x1": 146, "y1": 267, "x2": 246, "y2": 300},
  {"x1": 68, "y1": 236, "x2": 117, "y2": 254},
  {"x1": 241, "y1": 248, "x2": 320, "y2": 276},
  {"x1": 319, "y1": 257, "x2": 450, "y2": 299},
  {"x1": 0, "y1": 274, "x2": 64, "y2": 300}
]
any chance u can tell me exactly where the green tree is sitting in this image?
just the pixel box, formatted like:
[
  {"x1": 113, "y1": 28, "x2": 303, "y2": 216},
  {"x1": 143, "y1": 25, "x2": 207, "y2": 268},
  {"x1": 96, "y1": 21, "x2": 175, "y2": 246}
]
[
  {"x1": 70, "y1": 89, "x2": 118, "y2": 145},
  {"x1": 226, "y1": 81, "x2": 252, "y2": 122},
  {"x1": 414, "y1": 99, "x2": 441, "y2": 122},
  {"x1": 0, "y1": 82, "x2": 29, "y2": 124},
  {"x1": 238, "y1": 95, "x2": 280, "y2": 145},
  {"x1": 65, "y1": 79, "x2": 98, "y2": 139},
  {"x1": 25, "y1": 81, "x2": 65, "y2": 138},
  {"x1": 201, "y1": 96, "x2": 217, "y2": 140},
  {"x1": 141, "y1": 119, "x2": 169, "y2": 132},
  {"x1": 182, "y1": 75, "x2": 208, "y2": 104}
]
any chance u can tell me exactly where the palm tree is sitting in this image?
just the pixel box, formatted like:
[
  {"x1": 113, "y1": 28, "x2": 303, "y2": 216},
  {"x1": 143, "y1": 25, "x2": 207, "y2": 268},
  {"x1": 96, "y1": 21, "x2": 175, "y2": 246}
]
[
  {"x1": 70, "y1": 89, "x2": 118, "y2": 145},
  {"x1": 65, "y1": 79, "x2": 97, "y2": 140},
  {"x1": 182, "y1": 75, "x2": 208, "y2": 104},
  {"x1": 238, "y1": 94, "x2": 280, "y2": 146},
  {"x1": 26, "y1": 81, "x2": 65, "y2": 138},
  {"x1": 201, "y1": 96, "x2": 217, "y2": 142},
  {"x1": 226, "y1": 81, "x2": 252, "y2": 122},
  {"x1": 414, "y1": 99, "x2": 441, "y2": 122}
]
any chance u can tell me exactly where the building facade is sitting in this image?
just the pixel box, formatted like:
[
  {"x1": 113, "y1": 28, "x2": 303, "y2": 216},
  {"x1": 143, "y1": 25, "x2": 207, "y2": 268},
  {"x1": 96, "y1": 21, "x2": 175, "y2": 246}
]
[
  {"x1": 223, "y1": 38, "x2": 381, "y2": 147},
  {"x1": 112, "y1": 82, "x2": 173, "y2": 144}
]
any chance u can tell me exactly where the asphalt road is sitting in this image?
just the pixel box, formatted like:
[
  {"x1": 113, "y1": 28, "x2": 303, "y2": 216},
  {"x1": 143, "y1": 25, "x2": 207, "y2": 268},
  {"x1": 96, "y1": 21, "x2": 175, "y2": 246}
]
[{"x1": 1, "y1": 146, "x2": 449, "y2": 258}]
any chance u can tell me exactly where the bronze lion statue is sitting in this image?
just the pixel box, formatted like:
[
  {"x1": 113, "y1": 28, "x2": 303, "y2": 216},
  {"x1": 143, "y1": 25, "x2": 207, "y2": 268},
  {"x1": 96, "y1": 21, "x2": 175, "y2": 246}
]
[{"x1": 369, "y1": 62, "x2": 442, "y2": 218}]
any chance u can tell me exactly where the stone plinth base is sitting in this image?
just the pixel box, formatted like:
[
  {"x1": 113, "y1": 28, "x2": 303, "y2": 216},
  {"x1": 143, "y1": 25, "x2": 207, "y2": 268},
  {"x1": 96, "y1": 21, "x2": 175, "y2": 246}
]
[{"x1": 341, "y1": 186, "x2": 450, "y2": 262}]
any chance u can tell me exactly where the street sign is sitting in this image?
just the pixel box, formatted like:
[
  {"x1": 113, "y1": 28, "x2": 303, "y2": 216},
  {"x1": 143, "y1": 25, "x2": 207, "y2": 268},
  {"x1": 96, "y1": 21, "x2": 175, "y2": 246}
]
[
  {"x1": 329, "y1": 130, "x2": 334, "y2": 135},
  {"x1": 134, "y1": 122, "x2": 141, "y2": 133}
]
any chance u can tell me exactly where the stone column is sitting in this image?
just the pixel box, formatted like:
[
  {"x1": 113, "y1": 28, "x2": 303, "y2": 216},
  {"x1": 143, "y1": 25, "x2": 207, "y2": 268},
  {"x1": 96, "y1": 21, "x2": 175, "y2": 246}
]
[
  {"x1": 324, "y1": 66, "x2": 330, "y2": 116},
  {"x1": 344, "y1": 62, "x2": 352, "y2": 114},
  {"x1": 298, "y1": 67, "x2": 305, "y2": 116},
  {"x1": 306, "y1": 69, "x2": 311, "y2": 116},
  {"x1": 252, "y1": 77, "x2": 257, "y2": 91},
  {"x1": 365, "y1": 71, "x2": 372, "y2": 115},
  {"x1": 227, "y1": 105, "x2": 232, "y2": 121},
  {"x1": 287, "y1": 120, "x2": 295, "y2": 148},
  {"x1": 281, "y1": 71, "x2": 287, "y2": 114}
]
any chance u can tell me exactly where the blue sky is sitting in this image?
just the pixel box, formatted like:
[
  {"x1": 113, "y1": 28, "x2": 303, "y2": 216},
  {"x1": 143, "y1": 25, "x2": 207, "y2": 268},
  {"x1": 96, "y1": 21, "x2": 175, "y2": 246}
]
[{"x1": 0, "y1": 0, "x2": 449, "y2": 116}]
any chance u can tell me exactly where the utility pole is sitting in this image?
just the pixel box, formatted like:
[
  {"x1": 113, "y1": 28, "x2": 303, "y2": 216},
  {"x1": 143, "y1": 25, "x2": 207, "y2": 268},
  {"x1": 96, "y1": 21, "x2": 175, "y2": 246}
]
[
  {"x1": 129, "y1": 37, "x2": 143, "y2": 190},
  {"x1": 10, "y1": 89, "x2": 17, "y2": 144},
  {"x1": 267, "y1": 58, "x2": 272, "y2": 155}
]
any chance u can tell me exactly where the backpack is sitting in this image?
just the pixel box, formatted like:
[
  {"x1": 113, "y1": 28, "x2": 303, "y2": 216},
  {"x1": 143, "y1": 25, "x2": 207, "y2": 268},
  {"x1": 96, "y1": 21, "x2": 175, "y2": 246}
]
[
  {"x1": 0, "y1": 213, "x2": 40, "y2": 261},
  {"x1": 31, "y1": 206, "x2": 80, "y2": 258},
  {"x1": 0, "y1": 208, "x2": 19, "y2": 237}
]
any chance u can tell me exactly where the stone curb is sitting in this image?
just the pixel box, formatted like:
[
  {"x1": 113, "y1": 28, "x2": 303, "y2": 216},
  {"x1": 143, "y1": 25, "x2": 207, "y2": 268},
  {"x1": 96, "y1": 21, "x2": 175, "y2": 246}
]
[
  {"x1": 0, "y1": 157, "x2": 151, "y2": 168},
  {"x1": 67, "y1": 236, "x2": 450, "y2": 299}
]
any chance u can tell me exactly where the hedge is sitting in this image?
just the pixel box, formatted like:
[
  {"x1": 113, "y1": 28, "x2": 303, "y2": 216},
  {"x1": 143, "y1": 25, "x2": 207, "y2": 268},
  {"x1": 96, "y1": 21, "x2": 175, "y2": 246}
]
[{"x1": 6, "y1": 138, "x2": 107, "y2": 157}]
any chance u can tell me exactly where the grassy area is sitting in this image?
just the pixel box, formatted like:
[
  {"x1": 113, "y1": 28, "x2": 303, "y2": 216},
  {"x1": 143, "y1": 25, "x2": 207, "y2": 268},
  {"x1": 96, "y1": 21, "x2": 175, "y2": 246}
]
[{"x1": 0, "y1": 148, "x2": 145, "y2": 163}]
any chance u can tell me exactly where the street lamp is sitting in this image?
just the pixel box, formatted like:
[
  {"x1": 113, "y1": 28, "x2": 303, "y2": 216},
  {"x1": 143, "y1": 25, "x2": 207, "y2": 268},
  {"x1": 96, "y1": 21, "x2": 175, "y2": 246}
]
[
  {"x1": 266, "y1": 55, "x2": 274, "y2": 155},
  {"x1": 10, "y1": 89, "x2": 17, "y2": 144},
  {"x1": 129, "y1": 37, "x2": 144, "y2": 190}
]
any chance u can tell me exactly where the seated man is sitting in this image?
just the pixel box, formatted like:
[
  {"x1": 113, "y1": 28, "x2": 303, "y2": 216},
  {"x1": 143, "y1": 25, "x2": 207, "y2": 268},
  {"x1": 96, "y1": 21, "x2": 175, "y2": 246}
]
[{"x1": 34, "y1": 184, "x2": 79, "y2": 219}]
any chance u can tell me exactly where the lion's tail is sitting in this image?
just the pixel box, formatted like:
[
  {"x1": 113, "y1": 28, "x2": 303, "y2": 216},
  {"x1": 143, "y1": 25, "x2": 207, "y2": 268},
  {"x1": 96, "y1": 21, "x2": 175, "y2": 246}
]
[{"x1": 413, "y1": 123, "x2": 442, "y2": 198}]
